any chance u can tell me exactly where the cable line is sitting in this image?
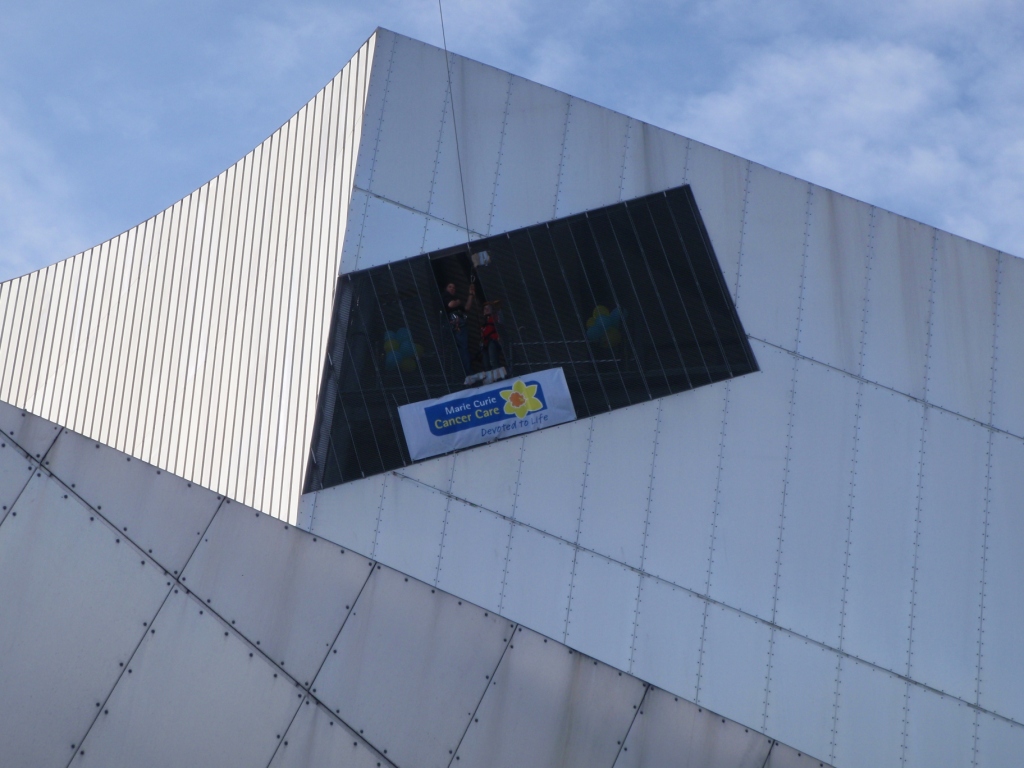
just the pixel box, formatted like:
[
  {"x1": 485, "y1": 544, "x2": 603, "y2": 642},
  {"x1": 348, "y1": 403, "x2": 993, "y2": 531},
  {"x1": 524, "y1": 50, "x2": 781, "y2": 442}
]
[{"x1": 437, "y1": 0, "x2": 473, "y2": 245}]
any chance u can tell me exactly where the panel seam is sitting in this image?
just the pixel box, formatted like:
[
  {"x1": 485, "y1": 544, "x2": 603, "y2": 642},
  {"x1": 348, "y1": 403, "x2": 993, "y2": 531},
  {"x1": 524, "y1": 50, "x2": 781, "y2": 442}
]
[
  {"x1": 829, "y1": 204, "x2": 876, "y2": 763},
  {"x1": 732, "y1": 161, "x2": 753, "y2": 301},
  {"x1": 434, "y1": 458, "x2": 460, "y2": 587},
  {"x1": 747, "y1": 336, "x2": 1024, "y2": 444},
  {"x1": 563, "y1": 419, "x2": 595, "y2": 644},
  {"x1": 420, "y1": 79, "x2": 453, "y2": 252},
  {"x1": 628, "y1": 400, "x2": 662, "y2": 673},
  {"x1": 485, "y1": 74, "x2": 514, "y2": 236},
  {"x1": 763, "y1": 182, "x2": 814, "y2": 732},
  {"x1": 352, "y1": 33, "x2": 397, "y2": 270},
  {"x1": 384, "y1": 467, "x2": 1023, "y2": 729},
  {"x1": 552, "y1": 96, "x2": 573, "y2": 219},
  {"x1": 971, "y1": 249, "x2": 1002, "y2": 767},
  {"x1": 497, "y1": 437, "x2": 527, "y2": 615},
  {"x1": 353, "y1": 185, "x2": 487, "y2": 239},
  {"x1": 444, "y1": 622, "x2": 520, "y2": 767},
  {"x1": 900, "y1": 228, "x2": 939, "y2": 766},
  {"x1": 616, "y1": 118, "x2": 633, "y2": 202}
]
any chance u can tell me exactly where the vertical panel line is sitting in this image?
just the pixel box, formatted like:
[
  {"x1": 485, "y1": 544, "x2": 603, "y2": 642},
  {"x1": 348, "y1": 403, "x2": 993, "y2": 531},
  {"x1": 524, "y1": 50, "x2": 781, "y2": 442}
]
[
  {"x1": 628, "y1": 399, "x2": 662, "y2": 673},
  {"x1": 562, "y1": 418, "x2": 595, "y2": 644},
  {"x1": 763, "y1": 182, "x2": 814, "y2": 732},
  {"x1": 552, "y1": 96, "x2": 572, "y2": 219},
  {"x1": 900, "y1": 228, "x2": 939, "y2": 766},
  {"x1": 971, "y1": 250, "x2": 1003, "y2": 766},
  {"x1": 732, "y1": 162, "x2": 753, "y2": 301},
  {"x1": 433, "y1": 457, "x2": 459, "y2": 587},
  {"x1": 829, "y1": 204, "x2": 877, "y2": 763},
  {"x1": 497, "y1": 436, "x2": 526, "y2": 615},
  {"x1": 616, "y1": 117, "x2": 633, "y2": 202},
  {"x1": 420, "y1": 82, "x2": 452, "y2": 252},
  {"x1": 485, "y1": 74, "x2": 514, "y2": 236},
  {"x1": 697, "y1": 378, "x2": 732, "y2": 703}
]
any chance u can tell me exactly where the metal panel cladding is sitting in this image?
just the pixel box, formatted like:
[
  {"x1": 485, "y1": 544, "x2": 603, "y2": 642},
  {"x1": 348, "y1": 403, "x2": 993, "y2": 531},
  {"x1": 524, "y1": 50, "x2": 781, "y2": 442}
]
[
  {"x1": 304, "y1": 185, "x2": 758, "y2": 490},
  {"x1": 0, "y1": 34, "x2": 378, "y2": 521},
  {"x1": 0, "y1": 404, "x2": 827, "y2": 768}
]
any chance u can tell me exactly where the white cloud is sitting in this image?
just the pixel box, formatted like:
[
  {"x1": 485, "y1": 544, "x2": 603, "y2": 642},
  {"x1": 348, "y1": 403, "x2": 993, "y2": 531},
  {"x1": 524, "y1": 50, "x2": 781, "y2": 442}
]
[
  {"x1": 0, "y1": 0, "x2": 1021, "y2": 279},
  {"x1": 671, "y1": 38, "x2": 1024, "y2": 255}
]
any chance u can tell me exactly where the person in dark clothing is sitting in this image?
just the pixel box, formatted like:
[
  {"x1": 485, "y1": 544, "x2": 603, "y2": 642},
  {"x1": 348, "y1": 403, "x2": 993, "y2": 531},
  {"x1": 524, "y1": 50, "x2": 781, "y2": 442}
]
[
  {"x1": 480, "y1": 301, "x2": 503, "y2": 372},
  {"x1": 445, "y1": 282, "x2": 475, "y2": 375}
]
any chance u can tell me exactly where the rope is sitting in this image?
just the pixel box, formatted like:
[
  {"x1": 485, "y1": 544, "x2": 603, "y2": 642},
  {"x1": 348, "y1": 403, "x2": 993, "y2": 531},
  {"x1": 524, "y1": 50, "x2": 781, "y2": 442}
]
[{"x1": 437, "y1": 0, "x2": 473, "y2": 244}]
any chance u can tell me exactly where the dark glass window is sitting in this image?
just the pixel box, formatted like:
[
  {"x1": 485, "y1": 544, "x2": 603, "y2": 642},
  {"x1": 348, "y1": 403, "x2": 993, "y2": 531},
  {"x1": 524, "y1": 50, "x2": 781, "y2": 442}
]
[{"x1": 304, "y1": 185, "x2": 757, "y2": 492}]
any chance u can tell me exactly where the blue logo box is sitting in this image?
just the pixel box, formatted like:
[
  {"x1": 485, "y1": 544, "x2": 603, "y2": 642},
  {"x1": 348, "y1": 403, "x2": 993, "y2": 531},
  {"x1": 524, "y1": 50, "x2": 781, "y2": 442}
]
[{"x1": 424, "y1": 381, "x2": 548, "y2": 436}]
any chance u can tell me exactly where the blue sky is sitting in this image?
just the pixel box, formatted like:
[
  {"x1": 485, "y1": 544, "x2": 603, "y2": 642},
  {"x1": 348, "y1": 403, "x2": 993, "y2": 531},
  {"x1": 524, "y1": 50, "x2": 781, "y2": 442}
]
[{"x1": 1, "y1": 0, "x2": 1021, "y2": 281}]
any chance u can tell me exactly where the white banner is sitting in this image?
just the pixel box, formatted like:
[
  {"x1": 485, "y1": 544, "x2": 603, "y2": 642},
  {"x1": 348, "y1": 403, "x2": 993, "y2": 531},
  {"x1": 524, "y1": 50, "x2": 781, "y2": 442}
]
[{"x1": 398, "y1": 368, "x2": 577, "y2": 461}]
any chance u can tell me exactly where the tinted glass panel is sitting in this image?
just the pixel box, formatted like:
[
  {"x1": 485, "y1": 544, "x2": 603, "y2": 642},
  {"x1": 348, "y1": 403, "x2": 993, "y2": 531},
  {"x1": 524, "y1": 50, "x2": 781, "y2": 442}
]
[{"x1": 304, "y1": 185, "x2": 758, "y2": 491}]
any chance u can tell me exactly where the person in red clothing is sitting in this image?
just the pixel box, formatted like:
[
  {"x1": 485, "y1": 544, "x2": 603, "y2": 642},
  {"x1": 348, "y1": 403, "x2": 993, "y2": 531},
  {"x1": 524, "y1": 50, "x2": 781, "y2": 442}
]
[{"x1": 480, "y1": 301, "x2": 503, "y2": 371}]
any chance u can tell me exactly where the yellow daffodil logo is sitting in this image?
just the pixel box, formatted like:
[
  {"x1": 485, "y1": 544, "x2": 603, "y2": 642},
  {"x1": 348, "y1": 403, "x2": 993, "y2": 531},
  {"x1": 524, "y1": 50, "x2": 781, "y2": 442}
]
[{"x1": 500, "y1": 379, "x2": 544, "y2": 419}]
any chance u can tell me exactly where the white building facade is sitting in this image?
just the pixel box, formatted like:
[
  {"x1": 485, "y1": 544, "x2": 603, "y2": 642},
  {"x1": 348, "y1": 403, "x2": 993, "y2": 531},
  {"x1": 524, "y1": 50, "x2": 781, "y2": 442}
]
[{"x1": 0, "y1": 27, "x2": 1021, "y2": 768}]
